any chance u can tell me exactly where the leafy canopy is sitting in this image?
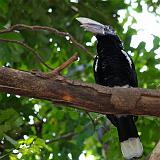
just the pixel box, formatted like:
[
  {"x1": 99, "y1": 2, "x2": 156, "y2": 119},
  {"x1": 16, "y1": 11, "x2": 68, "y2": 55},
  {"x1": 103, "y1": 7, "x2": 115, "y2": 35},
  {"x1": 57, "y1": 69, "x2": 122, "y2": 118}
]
[{"x1": 0, "y1": 0, "x2": 160, "y2": 159}]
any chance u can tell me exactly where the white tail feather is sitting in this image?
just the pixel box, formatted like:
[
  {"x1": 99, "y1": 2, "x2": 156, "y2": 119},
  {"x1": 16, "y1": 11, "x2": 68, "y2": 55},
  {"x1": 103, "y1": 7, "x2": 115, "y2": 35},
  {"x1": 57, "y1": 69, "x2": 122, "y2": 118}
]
[{"x1": 120, "y1": 138, "x2": 143, "y2": 159}]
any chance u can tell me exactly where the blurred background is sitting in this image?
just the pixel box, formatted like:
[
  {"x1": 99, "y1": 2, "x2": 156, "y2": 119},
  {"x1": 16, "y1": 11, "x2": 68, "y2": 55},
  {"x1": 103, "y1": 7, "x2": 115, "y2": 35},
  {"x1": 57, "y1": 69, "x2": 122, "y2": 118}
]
[{"x1": 0, "y1": 0, "x2": 160, "y2": 159}]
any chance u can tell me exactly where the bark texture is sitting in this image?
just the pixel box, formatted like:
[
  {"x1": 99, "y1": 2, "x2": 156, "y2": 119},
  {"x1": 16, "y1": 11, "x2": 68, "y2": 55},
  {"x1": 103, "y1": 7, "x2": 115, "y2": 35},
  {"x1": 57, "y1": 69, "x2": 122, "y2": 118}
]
[
  {"x1": 149, "y1": 141, "x2": 160, "y2": 160},
  {"x1": 0, "y1": 67, "x2": 160, "y2": 117}
]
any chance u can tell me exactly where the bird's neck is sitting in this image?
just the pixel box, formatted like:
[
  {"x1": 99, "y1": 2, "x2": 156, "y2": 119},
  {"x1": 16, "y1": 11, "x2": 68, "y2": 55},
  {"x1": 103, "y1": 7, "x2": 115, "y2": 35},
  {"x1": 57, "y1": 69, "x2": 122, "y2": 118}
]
[{"x1": 96, "y1": 34, "x2": 123, "y2": 56}]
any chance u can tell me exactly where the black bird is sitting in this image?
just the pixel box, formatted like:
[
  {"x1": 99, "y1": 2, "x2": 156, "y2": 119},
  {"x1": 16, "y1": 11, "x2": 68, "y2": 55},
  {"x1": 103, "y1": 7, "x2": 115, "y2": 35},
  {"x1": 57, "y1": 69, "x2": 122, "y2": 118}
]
[{"x1": 77, "y1": 17, "x2": 143, "y2": 159}]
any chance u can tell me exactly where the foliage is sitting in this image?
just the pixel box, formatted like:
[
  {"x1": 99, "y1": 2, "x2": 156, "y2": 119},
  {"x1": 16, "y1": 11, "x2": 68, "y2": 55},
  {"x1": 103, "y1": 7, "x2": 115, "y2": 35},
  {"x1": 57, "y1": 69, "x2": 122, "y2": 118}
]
[{"x1": 0, "y1": 0, "x2": 159, "y2": 159}]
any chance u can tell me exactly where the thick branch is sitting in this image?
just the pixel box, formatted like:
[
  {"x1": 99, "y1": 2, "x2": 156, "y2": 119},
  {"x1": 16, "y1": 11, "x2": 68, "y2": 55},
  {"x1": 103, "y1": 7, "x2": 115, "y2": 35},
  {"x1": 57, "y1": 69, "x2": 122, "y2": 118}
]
[{"x1": 0, "y1": 67, "x2": 160, "y2": 117}]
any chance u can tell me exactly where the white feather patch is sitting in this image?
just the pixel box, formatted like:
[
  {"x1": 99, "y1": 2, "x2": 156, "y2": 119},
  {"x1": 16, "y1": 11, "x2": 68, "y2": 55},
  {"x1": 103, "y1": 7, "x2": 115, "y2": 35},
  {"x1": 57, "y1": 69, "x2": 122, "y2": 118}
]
[
  {"x1": 113, "y1": 85, "x2": 130, "y2": 89},
  {"x1": 121, "y1": 50, "x2": 132, "y2": 68},
  {"x1": 121, "y1": 137, "x2": 143, "y2": 159},
  {"x1": 76, "y1": 17, "x2": 103, "y2": 26},
  {"x1": 94, "y1": 57, "x2": 98, "y2": 72}
]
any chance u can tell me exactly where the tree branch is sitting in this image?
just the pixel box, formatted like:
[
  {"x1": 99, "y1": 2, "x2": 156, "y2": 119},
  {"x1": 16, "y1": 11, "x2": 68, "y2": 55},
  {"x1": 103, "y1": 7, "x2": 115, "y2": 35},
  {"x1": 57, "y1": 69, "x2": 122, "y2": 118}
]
[
  {"x1": 0, "y1": 38, "x2": 53, "y2": 70},
  {"x1": 0, "y1": 67, "x2": 160, "y2": 117},
  {"x1": 0, "y1": 24, "x2": 94, "y2": 59},
  {"x1": 149, "y1": 140, "x2": 160, "y2": 160},
  {"x1": 46, "y1": 132, "x2": 76, "y2": 143},
  {"x1": 46, "y1": 115, "x2": 103, "y2": 144},
  {"x1": 53, "y1": 53, "x2": 78, "y2": 74}
]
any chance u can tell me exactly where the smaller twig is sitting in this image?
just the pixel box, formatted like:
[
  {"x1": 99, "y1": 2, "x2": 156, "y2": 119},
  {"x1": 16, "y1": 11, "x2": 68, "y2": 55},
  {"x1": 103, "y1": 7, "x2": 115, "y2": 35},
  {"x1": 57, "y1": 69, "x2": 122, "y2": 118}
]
[
  {"x1": 30, "y1": 53, "x2": 78, "y2": 79},
  {"x1": 0, "y1": 38, "x2": 53, "y2": 70},
  {"x1": 53, "y1": 53, "x2": 78, "y2": 74},
  {"x1": 46, "y1": 132, "x2": 75, "y2": 144},
  {"x1": 0, "y1": 24, "x2": 94, "y2": 59},
  {"x1": 85, "y1": 111, "x2": 96, "y2": 131},
  {"x1": 46, "y1": 115, "x2": 104, "y2": 144},
  {"x1": 0, "y1": 148, "x2": 14, "y2": 160},
  {"x1": 34, "y1": 120, "x2": 43, "y2": 138}
]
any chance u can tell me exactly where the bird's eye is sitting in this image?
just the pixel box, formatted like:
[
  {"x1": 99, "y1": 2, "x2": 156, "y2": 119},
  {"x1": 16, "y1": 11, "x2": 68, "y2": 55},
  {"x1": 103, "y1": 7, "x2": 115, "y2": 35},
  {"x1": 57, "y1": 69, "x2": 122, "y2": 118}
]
[
  {"x1": 104, "y1": 27, "x2": 108, "y2": 31},
  {"x1": 104, "y1": 25, "x2": 115, "y2": 34}
]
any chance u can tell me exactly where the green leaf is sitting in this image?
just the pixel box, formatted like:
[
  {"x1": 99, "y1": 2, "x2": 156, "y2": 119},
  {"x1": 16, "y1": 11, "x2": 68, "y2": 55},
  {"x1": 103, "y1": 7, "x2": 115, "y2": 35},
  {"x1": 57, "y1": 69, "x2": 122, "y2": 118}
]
[
  {"x1": 68, "y1": 111, "x2": 79, "y2": 120},
  {"x1": 25, "y1": 136, "x2": 36, "y2": 145}
]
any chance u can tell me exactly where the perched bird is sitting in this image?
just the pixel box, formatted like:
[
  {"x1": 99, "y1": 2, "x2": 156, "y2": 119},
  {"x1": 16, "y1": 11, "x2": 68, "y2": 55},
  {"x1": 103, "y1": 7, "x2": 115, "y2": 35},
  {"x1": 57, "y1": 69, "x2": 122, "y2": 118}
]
[{"x1": 77, "y1": 17, "x2": 143, "y2": 159}]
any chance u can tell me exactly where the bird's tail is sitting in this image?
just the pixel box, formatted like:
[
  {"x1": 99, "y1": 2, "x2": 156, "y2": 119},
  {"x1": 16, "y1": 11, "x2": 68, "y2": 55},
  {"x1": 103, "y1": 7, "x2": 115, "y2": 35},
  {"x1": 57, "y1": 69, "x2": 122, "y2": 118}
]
[{"x1": 107, "y1": 115, "x2": 143, "y2": 159}]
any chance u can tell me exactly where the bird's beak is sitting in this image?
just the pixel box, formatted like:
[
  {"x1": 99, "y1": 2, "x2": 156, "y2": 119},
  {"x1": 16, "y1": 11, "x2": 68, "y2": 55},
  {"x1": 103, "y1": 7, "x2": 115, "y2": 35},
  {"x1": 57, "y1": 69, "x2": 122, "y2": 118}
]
[{"x1": 76, "y1": 17, "x2": 105, "y2": 35}]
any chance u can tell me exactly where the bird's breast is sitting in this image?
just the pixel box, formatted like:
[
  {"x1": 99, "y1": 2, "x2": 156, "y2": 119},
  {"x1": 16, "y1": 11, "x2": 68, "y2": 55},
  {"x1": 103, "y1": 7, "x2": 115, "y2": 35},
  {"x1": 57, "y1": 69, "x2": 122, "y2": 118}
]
[{"x1": 94, "y1": 52, "x2": 135, "y2": 87}]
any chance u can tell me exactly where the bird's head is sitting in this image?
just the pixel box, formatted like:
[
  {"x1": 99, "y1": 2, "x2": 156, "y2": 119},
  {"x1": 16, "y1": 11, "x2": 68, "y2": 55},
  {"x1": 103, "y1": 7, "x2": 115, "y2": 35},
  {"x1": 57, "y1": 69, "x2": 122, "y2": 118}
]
[{"x1": 76, "y1": 17, "x2": 115, "y2": 36}]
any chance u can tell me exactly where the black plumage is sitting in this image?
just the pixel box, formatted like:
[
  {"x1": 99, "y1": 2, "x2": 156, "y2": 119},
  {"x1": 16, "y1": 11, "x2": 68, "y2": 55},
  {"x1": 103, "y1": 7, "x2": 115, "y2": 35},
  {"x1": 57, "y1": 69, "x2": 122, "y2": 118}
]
[
  {"x1": 94, "y1": 34, "x2": 138, "y2": 87},
  {"x1": 94, "y1": 33, "x2": 139, "y2": 143}
]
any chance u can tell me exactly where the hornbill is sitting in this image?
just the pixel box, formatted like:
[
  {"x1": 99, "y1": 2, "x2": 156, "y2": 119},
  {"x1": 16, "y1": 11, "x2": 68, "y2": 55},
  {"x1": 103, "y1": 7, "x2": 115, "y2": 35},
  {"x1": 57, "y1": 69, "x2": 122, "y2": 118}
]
[{"x1": 77, "y1": 17, "x2": 143, "y2": 159}]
